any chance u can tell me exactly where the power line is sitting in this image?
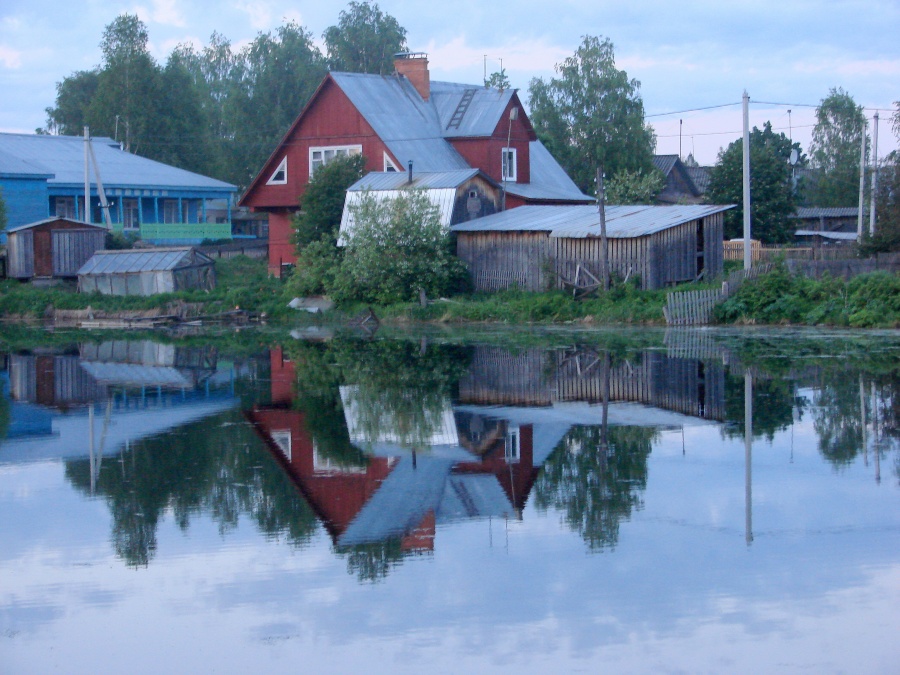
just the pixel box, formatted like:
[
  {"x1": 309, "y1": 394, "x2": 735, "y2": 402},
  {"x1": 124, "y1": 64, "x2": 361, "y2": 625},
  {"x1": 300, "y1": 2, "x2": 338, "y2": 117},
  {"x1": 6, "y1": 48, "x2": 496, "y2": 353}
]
[{"x1": 646, "y1": 102, "x2": 741, "y2": 118}]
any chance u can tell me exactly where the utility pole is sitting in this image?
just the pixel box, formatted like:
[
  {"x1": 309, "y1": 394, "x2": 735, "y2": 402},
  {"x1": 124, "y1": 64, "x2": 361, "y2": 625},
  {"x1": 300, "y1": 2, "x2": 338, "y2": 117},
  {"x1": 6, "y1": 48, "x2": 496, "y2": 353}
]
[
  {"x1": 83, "y1": 126, "x2": 91, "y2": 223},
  {"x1": 869, "y1": 112, "x2": 879, "y2": 236},
  {"x1": 597, "y1": 167, "x2": 610, "y2": 291},
  {"x1": 742, "y1": 91, "x2": 751, "y2": 270},
  {"x1": 679, "y1": 119, "x2": 682, "y2": 160},
  {"x1": 857, "y1": 119, "x2": 867, "y2": 241}
]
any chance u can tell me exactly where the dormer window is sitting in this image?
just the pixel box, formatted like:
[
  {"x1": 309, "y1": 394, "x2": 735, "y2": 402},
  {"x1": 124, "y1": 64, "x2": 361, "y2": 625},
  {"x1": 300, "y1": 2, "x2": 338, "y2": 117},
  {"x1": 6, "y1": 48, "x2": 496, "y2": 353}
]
[
  {"x1": 501, "y1": 147, "x2": 517, "y2": 182},
  {"x1": 267, "y1": 157, "x2": 287, "y2": 185},
  {"x1": 384, "y1": 152, "x2": 399, "y2": 172}
]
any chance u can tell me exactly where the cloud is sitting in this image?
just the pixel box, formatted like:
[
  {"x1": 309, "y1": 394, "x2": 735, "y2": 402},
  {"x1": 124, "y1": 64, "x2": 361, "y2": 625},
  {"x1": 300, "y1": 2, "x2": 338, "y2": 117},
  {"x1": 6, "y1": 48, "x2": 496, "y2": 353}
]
[
  {"x1": 132, "y1": 0, "x2": 187, "y2": 28},
  {"x1": 0, "y1": 45, "x2": 23, "y2": 69},
  {"x1": 424, "y1": 35, "x2": 568, "y2": 75},
  {"x1": 232, "y1": 0, "x2": 274, "y2": 31}
]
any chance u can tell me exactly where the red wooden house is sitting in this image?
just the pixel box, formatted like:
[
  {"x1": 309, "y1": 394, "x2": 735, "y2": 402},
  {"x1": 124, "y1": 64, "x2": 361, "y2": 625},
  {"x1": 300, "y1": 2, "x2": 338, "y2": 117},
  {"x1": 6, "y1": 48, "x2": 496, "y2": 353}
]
[{"x1": 239, "y1": 52, "x2": 592, "y2": 276}]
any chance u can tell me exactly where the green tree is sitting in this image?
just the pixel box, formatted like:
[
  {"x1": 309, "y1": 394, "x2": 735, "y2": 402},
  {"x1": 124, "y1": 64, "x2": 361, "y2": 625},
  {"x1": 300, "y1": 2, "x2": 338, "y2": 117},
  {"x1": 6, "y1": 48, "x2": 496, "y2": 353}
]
[
  {"x1": 293, "y1": 154, "x2": 366, "y2": 248},
  {"x1": 332, "y1": 190, "x2": 465, "y2": 304},
  {"x1": 484, "y1": 68, "x2": 510, "y2": 91},
  {"x1": 230, "y1": 22, "x2": 327, "y2": 186},
  {"x1": 807, "y1": 88, "x2": 867, "y2": 207},
  {"x1": 605, "y1": 168, "x2": 665, "y2": 204},
  {"x1": 707, "y1": 122, "x2": 799, "y2": 243},
  {"x1": 42, "y1": 70, "x2": 100, "y2": 135},
  {"x1": 527, "y1": 35, "x2": 655, "y2": 194},
  {"x1": 323, "y1": 1, "x2": 407, "y2": 74},
  {"x1": 87, "y1": 14, "x2": 164, "y2": 154}
]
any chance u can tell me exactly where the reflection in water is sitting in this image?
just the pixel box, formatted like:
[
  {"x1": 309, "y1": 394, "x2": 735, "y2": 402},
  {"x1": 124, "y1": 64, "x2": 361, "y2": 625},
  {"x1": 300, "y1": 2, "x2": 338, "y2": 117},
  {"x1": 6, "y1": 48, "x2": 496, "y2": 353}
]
[{"x1": 2, "y1": 334, "x2": 898, "y2": 578}]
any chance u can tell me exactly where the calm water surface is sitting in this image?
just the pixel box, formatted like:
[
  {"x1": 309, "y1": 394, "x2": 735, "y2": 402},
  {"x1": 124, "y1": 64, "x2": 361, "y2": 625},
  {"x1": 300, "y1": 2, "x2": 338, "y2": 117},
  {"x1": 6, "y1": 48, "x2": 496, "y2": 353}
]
[{"x1": 1, "y1": 329, "x2": 898, "y2": 674}]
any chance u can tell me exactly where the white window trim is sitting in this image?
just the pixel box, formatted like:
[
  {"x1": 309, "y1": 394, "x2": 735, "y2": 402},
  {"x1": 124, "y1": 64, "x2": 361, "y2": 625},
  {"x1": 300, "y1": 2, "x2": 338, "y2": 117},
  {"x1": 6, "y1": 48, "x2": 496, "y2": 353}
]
[
  {"x1": 383, "y1": 152, "x2": 399, "y2": 172},
  {"x1": 267, "y1": 157, "x2": 288, "y2": 185},
  {"x1": 505, "y1": 425, "x2": 520, "y2": 463},
  {"x1": 502, "y1": 147, "x2": 517, "y2": 182},
  {"x1": 309, "y1": 144, "x2": 363, "y2": 176},
  {"x1": 271, "y1": 430, "x2": 292, "y2": 460}
]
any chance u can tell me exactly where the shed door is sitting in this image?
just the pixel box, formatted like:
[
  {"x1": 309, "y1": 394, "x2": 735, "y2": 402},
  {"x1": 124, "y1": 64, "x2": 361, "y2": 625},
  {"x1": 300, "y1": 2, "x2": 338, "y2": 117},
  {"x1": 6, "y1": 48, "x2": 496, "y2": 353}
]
[
  {"x1": 8, "y1": 231, "x2": 34, "y2": 278},
  {"x1": 53, "y1": 230, "x2": 105, "y2": 276}
]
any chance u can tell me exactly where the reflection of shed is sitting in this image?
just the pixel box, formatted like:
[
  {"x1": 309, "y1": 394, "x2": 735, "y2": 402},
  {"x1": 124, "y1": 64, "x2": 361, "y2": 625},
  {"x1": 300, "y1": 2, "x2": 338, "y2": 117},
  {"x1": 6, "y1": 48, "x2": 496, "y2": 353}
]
[
  {"x1": 452, "y1": 204, "x2": 731, "y2": 291},
  {"x1": 77, "y1": 247, "x2": 215, "y2": 295},
  {"x1": 6, "y1": 217, "x2": 106, "y2": 280},
  {"x1": 338, "y1": 169, "x2": 501, "y2": 244}
]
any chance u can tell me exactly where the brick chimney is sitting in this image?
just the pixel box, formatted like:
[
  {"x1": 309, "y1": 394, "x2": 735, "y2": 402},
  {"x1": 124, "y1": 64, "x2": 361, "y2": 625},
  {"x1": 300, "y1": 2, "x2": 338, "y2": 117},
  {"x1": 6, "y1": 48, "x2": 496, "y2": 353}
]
[{"x1": 394, "y1": 52, "x2": 430, "y2": 101}]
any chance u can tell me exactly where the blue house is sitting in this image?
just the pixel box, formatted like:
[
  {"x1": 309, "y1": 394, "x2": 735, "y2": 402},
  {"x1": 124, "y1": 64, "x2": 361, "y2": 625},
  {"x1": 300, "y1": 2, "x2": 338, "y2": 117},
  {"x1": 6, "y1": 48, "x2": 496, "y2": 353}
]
[{"x1": 0, "y1": 133, "x2": 236, "y2": 244}]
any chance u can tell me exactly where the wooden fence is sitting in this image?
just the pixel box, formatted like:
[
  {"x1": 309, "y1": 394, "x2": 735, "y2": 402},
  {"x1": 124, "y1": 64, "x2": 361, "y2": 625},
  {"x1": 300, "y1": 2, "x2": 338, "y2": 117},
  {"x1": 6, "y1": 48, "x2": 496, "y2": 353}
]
[
  {"x1": 724, "y1": 240, "x2": 857, "y2": 262},
  {"x1": 664, "y1": 264, "x2": 773, "y2": 326},
  {"x1": 198, "y1": 239, "x2": 267, "y2": 260}
]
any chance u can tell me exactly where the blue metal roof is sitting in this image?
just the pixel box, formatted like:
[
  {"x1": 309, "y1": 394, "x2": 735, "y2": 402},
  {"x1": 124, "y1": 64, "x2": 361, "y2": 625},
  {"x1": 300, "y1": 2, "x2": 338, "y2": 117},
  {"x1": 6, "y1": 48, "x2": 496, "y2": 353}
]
[
  {"x1": 0, "y1": 147, "x2": 53, "y2": 178},
  {"x1": 7, "y1": 217, "x2": 107, "y2": 233},
  {"x1": 0, "y1": 133, "x2": 236, "y2": 193},
  {"x1": 451, "y1": 204, "x2": 735, "y2": 238},
  {"x1": 77, "y1": 248, "x2": 212, "y2": 275}
]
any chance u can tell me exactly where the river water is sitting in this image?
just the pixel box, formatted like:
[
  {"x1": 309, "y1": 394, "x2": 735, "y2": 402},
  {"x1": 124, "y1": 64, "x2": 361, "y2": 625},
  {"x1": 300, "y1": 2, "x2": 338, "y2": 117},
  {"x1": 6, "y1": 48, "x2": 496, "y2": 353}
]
[{"x1": 1, "y1": 328, "x2": 898, "y2": 674}]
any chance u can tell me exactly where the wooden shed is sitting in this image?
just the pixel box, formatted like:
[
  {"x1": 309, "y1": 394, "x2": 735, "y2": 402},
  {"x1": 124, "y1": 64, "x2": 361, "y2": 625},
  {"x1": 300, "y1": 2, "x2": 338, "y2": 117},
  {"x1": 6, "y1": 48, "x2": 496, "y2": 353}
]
[
  {"x1": 77, "y1": 247, "x2": 215, "y2": 296},
  {"x1": 451, "y1": 204, "x2": 732, "y2": 291},
  {"x1": 6, "y1": 217, "x2": 107, "y2": 280}
]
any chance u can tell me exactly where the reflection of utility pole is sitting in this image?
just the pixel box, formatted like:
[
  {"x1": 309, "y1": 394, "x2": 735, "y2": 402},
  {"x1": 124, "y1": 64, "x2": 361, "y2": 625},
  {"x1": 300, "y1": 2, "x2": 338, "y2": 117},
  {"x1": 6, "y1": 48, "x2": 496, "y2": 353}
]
[
  {"x1": 601, "y1": 351, "x2": 610, "y2": 458},
  {"x1": 860, "y1": 375, "x2": 868, "y2": 467},
  {"x1": 872, "y1": 383, "x2": 880, "y2": 484},
  {"x1": 745, "y1": 370, "x2": 753, "y2": 546}
]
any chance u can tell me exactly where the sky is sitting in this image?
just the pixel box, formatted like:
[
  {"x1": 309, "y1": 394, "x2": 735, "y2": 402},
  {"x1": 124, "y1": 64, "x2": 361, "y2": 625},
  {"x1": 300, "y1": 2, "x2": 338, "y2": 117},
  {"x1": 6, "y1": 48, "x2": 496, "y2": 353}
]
[{"x1": 1, "y1": 0, "x2": 898, "y2": 166}]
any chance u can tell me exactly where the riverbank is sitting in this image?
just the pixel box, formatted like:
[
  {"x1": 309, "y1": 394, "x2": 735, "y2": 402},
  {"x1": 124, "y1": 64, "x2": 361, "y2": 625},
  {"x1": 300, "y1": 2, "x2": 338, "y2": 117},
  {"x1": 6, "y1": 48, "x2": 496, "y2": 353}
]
[{"x1": 1, "y1": 255, "x2": 898, "y2": 328}]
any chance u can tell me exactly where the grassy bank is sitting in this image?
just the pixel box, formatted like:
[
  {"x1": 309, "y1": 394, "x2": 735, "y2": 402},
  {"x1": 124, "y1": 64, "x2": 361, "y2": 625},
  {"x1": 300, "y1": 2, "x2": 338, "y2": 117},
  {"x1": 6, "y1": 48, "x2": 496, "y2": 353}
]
[{"x1": 2, "y1": 255, "x2": 898, "y2": 328}]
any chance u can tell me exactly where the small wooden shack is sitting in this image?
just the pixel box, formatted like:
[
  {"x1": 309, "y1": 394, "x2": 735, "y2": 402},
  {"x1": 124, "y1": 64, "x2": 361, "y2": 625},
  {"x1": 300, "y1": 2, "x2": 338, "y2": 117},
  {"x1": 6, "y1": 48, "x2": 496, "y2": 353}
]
[
  {"x1": 451, "y1": 204, "x2": 732, "y2": 291},
  {"x1": 6, "y1": 217, "x2": 107, "y2": 280},
  {"x1": 77, "y1": 247, "x2": 215, "y2": 296}
]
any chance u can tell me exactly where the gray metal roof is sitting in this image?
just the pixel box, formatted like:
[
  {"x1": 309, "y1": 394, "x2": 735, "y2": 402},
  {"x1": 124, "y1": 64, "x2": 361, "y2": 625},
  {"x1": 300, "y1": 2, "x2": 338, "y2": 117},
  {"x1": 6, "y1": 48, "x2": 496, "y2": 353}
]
[
  {"x1": 347, "y1": 169, "x2": 485, "y2": 191},
  {"x1": 430, "y1": 81, "x2": 515, "y2": 137},
  {"x1": 77, "y1": 248, "x2": 213, "y2": 275},
  {"x1": 451, "y1": 203, "x2": 735, "y2": 238},
  {"x1": 792, "y1": 207, "x2": 859, "y2": 219},
  {"x1": 0, "y1": 147, "x2": 53, "y2": 178},
  {"x1": 795, "y1": 230, "x2": 857, "y2": 240},
  {"x1": 7, "y1": 217, "x2": 107, "y2": 233},
  {"x1": 504, "y1": 141, "x2": 594, "y2": 202},
  {"x1": 652, "y1": 155, "x2": 679, "y2": 175},
  {"x1": 0, "y1": 133, "x2": 236, "y2": 192}
]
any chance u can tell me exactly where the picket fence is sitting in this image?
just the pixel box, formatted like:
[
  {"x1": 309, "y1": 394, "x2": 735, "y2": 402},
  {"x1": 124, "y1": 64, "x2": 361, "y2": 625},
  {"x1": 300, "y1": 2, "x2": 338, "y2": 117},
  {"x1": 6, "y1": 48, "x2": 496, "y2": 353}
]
[{"x1": 664, "y1": 264, "x2": 773, "y2": 326}]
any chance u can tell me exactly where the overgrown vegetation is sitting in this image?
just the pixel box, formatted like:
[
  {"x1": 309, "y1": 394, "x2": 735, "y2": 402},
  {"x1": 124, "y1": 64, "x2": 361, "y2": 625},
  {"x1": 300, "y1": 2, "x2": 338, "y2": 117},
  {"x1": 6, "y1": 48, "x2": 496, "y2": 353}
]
[{"x1": 714, "y1": 265, "x2": 900, "y2": 327}]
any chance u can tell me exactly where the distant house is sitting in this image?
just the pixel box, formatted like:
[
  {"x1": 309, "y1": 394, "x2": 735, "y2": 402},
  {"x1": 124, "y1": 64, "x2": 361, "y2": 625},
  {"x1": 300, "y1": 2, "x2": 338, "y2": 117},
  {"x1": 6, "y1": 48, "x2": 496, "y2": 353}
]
[
  {"x1": 77, "y1": 247, "x2": 216, "y2": 296},
  {"x1": 338, "y1": 169, "x2": 501, "y2": 244},
  {"x1": 791, "y1": 207, "x2": 859, "y2": 246},
  {"x1": 0, "y1": 132, "x2": 237, "y2": 244},
  {"x1": 6, "y1": 217, "x2": 106, "y2": 280},
  {"x1": 239, "y1": 52, "x2": 592, "y2": 276},
  {"x1": 652, "y1": 155, "x2": 708, "y2": 204},
  {"x1": 451, "y1": 204, "x2": 732, "y2": 291}
]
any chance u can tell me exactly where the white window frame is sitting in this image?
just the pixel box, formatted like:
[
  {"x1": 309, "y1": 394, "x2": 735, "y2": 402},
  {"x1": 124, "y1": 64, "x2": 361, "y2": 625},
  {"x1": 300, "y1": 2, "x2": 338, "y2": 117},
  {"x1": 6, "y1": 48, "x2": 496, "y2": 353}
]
[
  {"x1": 271, "y1": 430, "x2": 292, "y2": 460},
  {"x1": 501, "y1": 147, "x2": 517, "y2": 182},
  {"x1": 163, "y1": 200, "x2": 179, "y2": 224},
  {"x1": 122, "y1": 198, "x2": 139, "y2": 230},
  {"x1": 383, "y1": 152, "x2": 399, "y2": 172},
  {"x1": 55, "y1": 196, "x2": 76, "y2": 219},
  {"x1": 505, "y1": 425, "x2": 520, "y2": 463},
  {"x1": 267, "y1": 156, "x2": 288, "y2": 185},
  {"x1": 309, "y1": 144, "x2": 362, "y2": 176}
]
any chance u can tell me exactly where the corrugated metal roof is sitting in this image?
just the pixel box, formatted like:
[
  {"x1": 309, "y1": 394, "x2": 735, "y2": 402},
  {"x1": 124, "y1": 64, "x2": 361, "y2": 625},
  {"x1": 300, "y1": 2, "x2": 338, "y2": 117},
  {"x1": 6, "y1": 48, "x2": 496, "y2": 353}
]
[
  {"x1": 7, "y1": 217, "x2": 107, "y2": 233},
  {"x1": 77, "y1": 247, "x2": 208, "y2": 275},
  {"x1": 451, "y1": 203, "x2": 735, "y2": 238},
  {"x1": 0, "y1": 147, "x2": 53, "y2": 178},
  {"x1": 504, "y1": 142, "x2": 594, "y2": 202},
  {"x1": 686, "y1": 166, "x2": 711, "y2": 193},
  {"x1": 792, "y1": 207, "x2": 859, "y2": 219},
  {"x1": 431, "y1": 82, "x2": 514, "y2": 137},
  {"x1": 339, "y1": 186, "x2": 458, "y2": 243},
  {"x1": 347, "y1": 169, "x2": 482, "y2": 191},
  {"x1": 652, "y1": 154, "x2": 679, "y2": 175},
  {"x1": 795, "y1": 230, "x2": 857, "y2": 240},
  {"x1": 0, "y1": 133, "x2": 236, "y2": 192}
]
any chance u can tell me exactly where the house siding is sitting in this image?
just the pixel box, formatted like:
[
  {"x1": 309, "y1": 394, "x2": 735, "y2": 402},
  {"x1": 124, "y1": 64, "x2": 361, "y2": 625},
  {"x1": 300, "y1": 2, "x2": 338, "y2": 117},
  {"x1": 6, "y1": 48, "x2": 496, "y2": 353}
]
[{"x1": 0, "y1": 176, "x2": 50, "y2": 231}]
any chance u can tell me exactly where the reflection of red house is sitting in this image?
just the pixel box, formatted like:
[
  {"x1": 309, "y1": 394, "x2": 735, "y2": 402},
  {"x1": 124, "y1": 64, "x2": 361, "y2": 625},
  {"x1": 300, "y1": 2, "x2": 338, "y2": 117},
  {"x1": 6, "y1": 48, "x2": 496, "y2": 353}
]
[{"x1": 239, "y1": 53, "x2": 591, "y2": 276}]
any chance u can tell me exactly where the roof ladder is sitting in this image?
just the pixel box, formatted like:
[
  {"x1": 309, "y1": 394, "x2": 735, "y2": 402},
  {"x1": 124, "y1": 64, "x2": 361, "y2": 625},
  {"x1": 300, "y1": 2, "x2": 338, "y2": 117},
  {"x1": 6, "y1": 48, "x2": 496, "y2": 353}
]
[{"x1": 446, "y1": 89, "x2": 477, "y2": 130}]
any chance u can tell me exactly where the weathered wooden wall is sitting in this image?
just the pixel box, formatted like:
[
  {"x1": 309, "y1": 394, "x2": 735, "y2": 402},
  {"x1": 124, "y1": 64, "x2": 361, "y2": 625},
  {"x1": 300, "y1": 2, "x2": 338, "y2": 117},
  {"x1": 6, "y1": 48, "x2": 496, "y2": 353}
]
[
  {"x1": 456, "y1": 231, "x2": 550, "y2": 292},
  {"x1": 52, "y1": 230, "x2": 107, "y2": 276}
]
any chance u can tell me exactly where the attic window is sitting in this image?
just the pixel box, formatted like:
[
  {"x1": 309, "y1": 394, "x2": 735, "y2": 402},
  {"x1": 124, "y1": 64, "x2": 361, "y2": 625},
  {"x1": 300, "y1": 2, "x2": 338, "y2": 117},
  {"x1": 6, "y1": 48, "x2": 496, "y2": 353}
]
[
  {"x1": 501, "y1": 147, "x2": 517, "y2": 182},
  {"x1": 384, "y1": 153, "x2": 399, "y2": 172},
  {"x1": 267, "y1": 157, "x2": 288, "y2": 185},
  {"x1": 309, "y1": 145, "x2": 362, "y2": 175}
]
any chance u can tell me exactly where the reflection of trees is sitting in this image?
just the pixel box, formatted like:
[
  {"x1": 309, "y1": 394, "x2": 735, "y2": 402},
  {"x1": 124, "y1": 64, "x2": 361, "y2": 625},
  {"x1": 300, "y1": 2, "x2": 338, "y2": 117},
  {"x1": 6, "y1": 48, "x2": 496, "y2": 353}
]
[
  {"x1": 534, "y1": 425, "x2": 657, "y2": 550},
  {"x1": 723, "y1": 374, "x2": 800, "y2": 442},
  {"x1": 65, "y1": 408, "x2": 318, "y2": 567},
  {"x1": 340, "y1": 540, "x2": 406, "y2": 583}
]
